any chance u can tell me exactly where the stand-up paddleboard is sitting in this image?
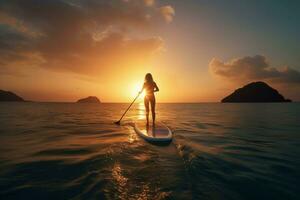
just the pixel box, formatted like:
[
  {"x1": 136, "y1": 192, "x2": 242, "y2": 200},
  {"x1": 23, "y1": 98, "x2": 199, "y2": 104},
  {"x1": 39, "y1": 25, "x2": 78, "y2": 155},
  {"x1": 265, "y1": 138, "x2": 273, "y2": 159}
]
[{"x1": 134, "y1": 121, "x2": 172, "y2": 143}]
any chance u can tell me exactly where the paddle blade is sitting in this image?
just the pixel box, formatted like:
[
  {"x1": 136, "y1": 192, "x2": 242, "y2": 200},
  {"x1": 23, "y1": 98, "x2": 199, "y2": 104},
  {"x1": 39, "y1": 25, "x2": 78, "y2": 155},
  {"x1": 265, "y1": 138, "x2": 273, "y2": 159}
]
[{"x1": 114, "y1": 121, "x2": 121, "y2": 125}]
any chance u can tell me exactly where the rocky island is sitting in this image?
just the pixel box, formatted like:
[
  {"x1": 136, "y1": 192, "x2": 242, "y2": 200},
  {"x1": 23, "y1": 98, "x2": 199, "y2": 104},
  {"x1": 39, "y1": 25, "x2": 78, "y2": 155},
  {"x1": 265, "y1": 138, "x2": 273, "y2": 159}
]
[
  {"x1": 222, "y1": 82, "x2": 292, "y2": 103},
  {"x1": 77, "y1": 96, "x2": 101, "y2": 103},
  {"x1": 0, "y1": 90, "x2": 25, "y2": 102}
]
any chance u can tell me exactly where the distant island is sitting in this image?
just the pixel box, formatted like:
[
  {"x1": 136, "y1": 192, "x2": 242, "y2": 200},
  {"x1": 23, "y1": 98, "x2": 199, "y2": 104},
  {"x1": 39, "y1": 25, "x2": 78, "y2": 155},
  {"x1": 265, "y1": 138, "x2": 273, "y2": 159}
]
[
  {"x1": 222, "y1": 82, "x2": 292, "y2": 103},
  {"x1": 0, "y1": 90, "x2": 25, "y2": 102},
  {"x1": 77, "y1": 96, "x2": 101, "y2": 103}
]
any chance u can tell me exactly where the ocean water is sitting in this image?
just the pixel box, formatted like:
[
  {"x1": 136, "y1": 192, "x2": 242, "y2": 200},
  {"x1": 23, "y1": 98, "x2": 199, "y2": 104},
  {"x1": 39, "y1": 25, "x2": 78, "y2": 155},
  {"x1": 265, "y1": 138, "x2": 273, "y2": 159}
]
[{"x1": 0, "y1": 102, "x2": 299, "y2": 200}]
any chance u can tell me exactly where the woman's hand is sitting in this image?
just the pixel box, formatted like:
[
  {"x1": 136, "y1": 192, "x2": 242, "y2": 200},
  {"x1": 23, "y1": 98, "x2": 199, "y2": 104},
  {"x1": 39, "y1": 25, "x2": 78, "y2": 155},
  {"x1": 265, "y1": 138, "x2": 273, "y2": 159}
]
[{"x1": 154, "y1": 83, "x2": 159, "y2": 92}]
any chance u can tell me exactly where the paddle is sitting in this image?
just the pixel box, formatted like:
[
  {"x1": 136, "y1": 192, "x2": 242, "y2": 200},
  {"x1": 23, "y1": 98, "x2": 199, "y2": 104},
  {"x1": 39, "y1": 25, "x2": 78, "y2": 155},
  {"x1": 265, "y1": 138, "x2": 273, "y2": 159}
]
[{"x1": 114, "y1": 91, "x2": 141, "y2": 125}]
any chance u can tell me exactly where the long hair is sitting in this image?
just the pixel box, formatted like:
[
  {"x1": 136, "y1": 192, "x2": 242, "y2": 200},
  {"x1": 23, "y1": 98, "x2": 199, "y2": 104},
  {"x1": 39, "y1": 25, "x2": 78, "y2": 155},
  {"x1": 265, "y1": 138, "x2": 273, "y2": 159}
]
[{"x1": 145, "y1": 73, "x2": 154, "y2": 83}]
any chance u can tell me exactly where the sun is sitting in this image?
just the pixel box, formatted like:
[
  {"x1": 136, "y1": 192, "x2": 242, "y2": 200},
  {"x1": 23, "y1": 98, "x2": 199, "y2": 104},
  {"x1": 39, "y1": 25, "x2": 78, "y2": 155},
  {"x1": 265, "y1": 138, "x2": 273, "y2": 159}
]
[{"x1": 130, "y1": 82, "x2": 145, "y2": 99}]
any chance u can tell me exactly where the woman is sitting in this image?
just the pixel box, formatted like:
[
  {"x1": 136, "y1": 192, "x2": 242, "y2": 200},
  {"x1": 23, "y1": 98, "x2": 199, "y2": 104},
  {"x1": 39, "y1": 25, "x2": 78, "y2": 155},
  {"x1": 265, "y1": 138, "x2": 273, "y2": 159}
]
[{"x1": 140, "y1": 73, "x2": 159, "y2": 125}]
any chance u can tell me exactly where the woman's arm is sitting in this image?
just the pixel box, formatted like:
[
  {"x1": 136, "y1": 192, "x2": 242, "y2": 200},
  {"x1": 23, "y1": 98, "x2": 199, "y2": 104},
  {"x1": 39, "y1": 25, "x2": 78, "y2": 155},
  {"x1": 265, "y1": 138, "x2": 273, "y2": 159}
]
[
  {"x1": 154, "y1": 82, "x2": 159, "y2": 92},
  {"x1": 139, "y1": 83, "x2": 145, "y2": 94}
]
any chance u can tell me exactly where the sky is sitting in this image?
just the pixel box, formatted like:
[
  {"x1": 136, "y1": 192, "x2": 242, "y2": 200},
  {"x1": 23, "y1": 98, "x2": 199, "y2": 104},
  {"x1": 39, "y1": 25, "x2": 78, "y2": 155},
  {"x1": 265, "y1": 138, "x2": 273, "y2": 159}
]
[{"x1": 0, "y1": 0, "x2": 300, "y2": 102}]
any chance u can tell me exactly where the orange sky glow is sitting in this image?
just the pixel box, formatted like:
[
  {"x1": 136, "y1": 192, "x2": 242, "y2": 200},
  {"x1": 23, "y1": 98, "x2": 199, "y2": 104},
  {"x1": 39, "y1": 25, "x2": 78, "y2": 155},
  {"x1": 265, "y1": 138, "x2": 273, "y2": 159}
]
[{"x1": 0, "y1": 0, "x2": 300, "y2": 102}]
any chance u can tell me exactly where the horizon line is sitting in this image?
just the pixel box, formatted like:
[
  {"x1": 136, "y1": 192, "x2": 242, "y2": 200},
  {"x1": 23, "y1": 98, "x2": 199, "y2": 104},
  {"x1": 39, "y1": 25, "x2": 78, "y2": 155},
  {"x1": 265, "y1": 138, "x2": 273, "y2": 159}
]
[
  {"x1": 21, "y1": 101, "x2": 221, "y2": 104},
  {"x1": 2, "y1": 101, "x2": 300, "y2": 103}
]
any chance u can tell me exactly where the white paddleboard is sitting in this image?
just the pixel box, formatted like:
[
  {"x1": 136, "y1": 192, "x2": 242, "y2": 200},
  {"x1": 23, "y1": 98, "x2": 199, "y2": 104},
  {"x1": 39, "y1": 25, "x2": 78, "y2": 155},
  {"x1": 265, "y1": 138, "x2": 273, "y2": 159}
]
[{"x1": 134, "y1": 121, "x2": 172, "y2": 143}]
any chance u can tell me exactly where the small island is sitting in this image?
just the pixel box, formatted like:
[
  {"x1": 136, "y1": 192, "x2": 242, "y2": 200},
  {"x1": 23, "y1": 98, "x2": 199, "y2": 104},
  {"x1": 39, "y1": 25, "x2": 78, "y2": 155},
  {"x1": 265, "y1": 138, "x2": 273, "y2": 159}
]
[
  {"x1": 0, "y1": 90, "x2": 25, "y2": 102},
  {"x1": 222, "y1": 82, "x2": 292, "y2": 103},
  {"x1": 77, "y1": 96, "x2": 101, "y2": 103}
]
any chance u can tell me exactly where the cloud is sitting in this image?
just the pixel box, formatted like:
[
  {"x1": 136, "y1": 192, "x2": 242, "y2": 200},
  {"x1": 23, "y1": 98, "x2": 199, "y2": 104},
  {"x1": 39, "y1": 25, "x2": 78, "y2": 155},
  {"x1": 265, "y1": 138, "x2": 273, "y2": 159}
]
[
  {"x1": 209, "y1": 55, "x2": 300, "y2": 84},
  {"x1": 0, "y1": 0, "x2": 174, "y2": 76},
  {"x1": 159, "y1": 5, "x2": 175, "y2": 23}
]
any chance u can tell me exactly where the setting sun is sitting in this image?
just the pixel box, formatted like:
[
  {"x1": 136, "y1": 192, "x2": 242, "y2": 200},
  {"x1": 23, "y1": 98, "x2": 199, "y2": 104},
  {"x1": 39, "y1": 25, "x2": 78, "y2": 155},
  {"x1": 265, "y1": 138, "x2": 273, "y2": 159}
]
[{"x1": 129, "y1": 82, "x2": 145, "y2": 99}]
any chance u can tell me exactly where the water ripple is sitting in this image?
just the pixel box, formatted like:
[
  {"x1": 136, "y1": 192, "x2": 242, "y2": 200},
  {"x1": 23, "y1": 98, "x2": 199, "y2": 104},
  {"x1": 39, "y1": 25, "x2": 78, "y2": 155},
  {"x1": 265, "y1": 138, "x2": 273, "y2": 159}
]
[{"x1": 0, "y1": 102, "x2": 299, "y2": 199}]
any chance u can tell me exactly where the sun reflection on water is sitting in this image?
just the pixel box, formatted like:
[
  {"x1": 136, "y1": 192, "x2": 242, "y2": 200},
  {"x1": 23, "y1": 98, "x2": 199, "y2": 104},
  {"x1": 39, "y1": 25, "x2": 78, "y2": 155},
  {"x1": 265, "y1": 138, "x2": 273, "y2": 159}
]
[
  {"x1": 132, "y1": 184, "x2": 150, "y2": 200},
  {"x1": 111, "y1": 162, "x2": 128, "y2": 199},
  {"x1": 111, "y1": 162, "x2": 153, "y2": 200},
  {"x1": 112, "y1": 162, "x2": 128, "y2": 188},
  {"x1": 138, "y1": 102, "x2": 145, "y2": 120}
]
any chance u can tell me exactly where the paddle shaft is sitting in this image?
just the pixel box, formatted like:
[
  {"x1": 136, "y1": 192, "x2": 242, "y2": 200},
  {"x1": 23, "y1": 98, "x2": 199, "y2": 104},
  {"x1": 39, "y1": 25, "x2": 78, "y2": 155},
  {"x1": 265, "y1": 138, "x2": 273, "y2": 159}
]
[{"x1": 117, "y1": 92, "x2": 141, "y2": 123}]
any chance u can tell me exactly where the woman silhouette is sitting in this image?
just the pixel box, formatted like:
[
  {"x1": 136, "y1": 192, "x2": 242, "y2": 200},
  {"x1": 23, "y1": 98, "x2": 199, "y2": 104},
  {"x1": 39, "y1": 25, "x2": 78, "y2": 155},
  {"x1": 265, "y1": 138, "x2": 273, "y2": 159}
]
[{"x1": 140, "y1": 73, "x2": 159, "y2": 125}]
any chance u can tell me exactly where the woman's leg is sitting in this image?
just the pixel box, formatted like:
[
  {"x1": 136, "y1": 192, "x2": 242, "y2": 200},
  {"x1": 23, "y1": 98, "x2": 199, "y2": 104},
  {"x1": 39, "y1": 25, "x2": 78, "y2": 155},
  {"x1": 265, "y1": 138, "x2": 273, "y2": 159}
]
[
  {"x1": 144, "y1": 96, "x2": 150, "y2": 124},
  {"x1": 150, "y1": 96, "x2": 156, "y2": 124}
]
